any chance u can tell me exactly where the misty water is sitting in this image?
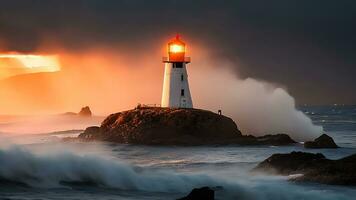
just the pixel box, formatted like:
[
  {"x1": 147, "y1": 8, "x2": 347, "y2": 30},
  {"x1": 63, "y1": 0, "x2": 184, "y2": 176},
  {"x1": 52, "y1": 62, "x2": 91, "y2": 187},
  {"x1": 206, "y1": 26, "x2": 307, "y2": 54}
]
[{"x1": 0, "y1": 105, "x2": 355, "y2": 200}]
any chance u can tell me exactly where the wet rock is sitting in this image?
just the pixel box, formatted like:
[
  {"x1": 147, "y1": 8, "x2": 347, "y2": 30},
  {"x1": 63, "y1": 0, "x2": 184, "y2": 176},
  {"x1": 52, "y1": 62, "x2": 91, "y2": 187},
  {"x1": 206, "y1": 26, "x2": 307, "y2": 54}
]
[
  {"x1": 177, "y1": 187, "x2": 214, "y2": 200},
  {"x1": 254, "y1": 151, "x2": 356, "y2": 186},
  {"x1": 304, "y1": 134, "x2": 338, "y2": 148},
  {"x1": 254, "y1": 151, "x2": 326, "y2": 174},
  {"x1": 256, "y1": 134, "x2": 296, "y2": 146}
]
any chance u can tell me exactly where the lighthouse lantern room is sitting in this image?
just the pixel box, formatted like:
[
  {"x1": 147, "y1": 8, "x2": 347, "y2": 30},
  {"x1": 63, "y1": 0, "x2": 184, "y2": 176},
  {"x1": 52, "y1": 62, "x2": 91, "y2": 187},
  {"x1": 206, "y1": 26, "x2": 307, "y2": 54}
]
[{"x1": 161, "y1": 35, "x2": 193, "y2": 108}]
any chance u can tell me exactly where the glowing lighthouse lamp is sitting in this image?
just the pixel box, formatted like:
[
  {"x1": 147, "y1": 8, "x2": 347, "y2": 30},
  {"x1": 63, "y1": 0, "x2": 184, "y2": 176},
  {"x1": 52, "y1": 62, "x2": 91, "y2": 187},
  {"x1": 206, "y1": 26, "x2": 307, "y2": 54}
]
[{"x1": 161, "y1": 35, "x2": 193, "y2": 108}]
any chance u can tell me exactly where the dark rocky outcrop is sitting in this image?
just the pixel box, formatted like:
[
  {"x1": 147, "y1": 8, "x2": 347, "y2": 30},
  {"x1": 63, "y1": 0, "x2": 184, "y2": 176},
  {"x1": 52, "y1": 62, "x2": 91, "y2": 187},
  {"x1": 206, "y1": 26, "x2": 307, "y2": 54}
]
[
  {"x1": 78, "y1": 107, "x2": 296, "y2": 146},
  {"x1": 304, "y1": 134, "x2": 339, "y2": 148},
  {"x1": 177, "y1": 187, "x2": 214, "y2": 200},
  {"x1": 255, "y1": 134, "x2": 296, "y2": 146},
  {"x1": 78, "y1": 106, "x2": 92, "y2": 117},
  {"x1": 253, "y1": 151, "x2": 356, "y2": 186},
  {"x1": 79, "y1": 107, "x2": 241, "y2": 145}
]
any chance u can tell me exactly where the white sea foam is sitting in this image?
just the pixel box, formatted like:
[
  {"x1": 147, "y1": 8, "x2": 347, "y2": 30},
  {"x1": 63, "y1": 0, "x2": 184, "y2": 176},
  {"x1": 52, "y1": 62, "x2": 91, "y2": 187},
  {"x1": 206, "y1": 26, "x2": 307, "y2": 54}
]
[{"x1": 0, "y1": 144, "x2": 352, "y2": 200}]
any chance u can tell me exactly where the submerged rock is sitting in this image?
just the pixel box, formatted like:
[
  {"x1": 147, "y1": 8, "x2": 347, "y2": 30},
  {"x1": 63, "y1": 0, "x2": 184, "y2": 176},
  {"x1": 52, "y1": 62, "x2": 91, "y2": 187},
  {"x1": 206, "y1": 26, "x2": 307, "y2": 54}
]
[
  {"x1": 253, "y1": 151, "x2": 356, "y2": 186},
  {"x1": 177, "y1": 187, "x2": 214, "y2": 200},
  {"x1": 78, "y1": 106, "x2": 92, "y2": 117},
  {"x1": 304, "y1": 134, "x2": 338, "y2": 148},
  {"x1": 78, "y1": 107, "x2": 297, "y2": 146}
]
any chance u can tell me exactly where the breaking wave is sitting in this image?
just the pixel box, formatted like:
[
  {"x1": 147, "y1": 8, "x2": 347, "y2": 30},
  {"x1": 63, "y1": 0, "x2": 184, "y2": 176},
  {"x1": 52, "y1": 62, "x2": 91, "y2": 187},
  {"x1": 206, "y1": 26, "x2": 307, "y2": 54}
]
[
  {"x1": 0, "y1": 146, "x2": 215, "y2": 191},
  {"x1": 0, "y1": 145, "x2": 353, "y2": 200}
]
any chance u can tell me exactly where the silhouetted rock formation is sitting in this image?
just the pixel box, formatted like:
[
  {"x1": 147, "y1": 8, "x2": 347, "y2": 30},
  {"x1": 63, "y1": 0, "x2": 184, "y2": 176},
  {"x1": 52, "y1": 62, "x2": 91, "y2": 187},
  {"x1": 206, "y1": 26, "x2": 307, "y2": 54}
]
[
  {"x1": 304, "y1": 134, "x2": 338, "y2": 148},
  {"x1": 78, "y1": 107, "x2": 297, "y2": 146},
  {"x1": 255, "y1": 134, "x2": 296, "y2": 146},
  {"x1": 254, "y1": 151, "x2": 356, "y2": 186},
  {"x1": 78, "y1": 106, "x2": 92, "y2": 117},
  {"x1": 177, "y1": 187, "x2": 215, "y2": 200}
]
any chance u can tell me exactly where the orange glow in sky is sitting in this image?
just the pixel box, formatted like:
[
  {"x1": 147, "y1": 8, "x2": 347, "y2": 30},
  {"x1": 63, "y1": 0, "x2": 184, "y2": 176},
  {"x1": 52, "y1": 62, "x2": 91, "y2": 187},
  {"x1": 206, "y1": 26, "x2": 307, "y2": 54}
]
[{"x1": 0, "y1": 54, "x2": 60, "y2": 71}]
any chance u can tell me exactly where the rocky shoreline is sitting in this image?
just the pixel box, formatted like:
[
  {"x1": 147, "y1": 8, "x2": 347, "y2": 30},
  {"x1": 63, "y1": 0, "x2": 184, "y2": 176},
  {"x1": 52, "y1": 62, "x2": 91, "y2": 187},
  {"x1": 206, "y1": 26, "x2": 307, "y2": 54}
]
[
  {"x1": 304, "y1": 134, "x2": 339, "y2": 148},
  {"x1": 253, "y1": 151, "x2": 356, "y2": 186}
]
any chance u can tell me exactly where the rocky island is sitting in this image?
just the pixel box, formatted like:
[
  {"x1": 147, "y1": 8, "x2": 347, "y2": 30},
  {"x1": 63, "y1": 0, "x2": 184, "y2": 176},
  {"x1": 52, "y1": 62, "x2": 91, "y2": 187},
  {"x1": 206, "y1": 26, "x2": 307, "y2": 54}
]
[
  {"x1": 304, "y1": 134, "x2": 339, "y2": 148},
  {"x1": 78, "y1": 107, "x2": 296, "y2": 146},
  {"x1": 253, "y1": 151, "x2": 356, "y2": 186}
]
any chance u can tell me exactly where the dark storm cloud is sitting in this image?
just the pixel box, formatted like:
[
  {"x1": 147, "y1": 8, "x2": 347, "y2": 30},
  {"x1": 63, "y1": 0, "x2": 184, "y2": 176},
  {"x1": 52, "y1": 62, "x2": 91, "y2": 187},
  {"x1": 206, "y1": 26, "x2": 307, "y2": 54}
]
[{"x1": 0, "y1": 0, "x2": 355, "y2": 104}]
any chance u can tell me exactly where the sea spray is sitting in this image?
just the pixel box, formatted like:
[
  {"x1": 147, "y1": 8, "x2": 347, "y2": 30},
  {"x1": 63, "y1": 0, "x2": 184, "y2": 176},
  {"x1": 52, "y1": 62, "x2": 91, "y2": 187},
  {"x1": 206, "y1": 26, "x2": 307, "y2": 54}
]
[{"x1": 191, "y1": 65, "x2": 323, "y2": 141}]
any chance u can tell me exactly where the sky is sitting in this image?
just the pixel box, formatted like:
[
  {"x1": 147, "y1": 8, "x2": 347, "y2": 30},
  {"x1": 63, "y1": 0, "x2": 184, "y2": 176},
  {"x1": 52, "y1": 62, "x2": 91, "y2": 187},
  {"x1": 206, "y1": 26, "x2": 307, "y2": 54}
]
[{"x1": 0, "y1": 0, "x2": 355, "y2": 106}]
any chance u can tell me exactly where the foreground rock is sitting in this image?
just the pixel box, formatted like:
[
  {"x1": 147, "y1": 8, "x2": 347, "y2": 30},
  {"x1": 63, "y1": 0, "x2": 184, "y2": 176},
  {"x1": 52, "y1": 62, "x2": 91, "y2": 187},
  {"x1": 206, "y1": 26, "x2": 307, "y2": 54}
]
[
  {"x1": 177, "y1": 187, "x2": 214, "y2": 200},
  {"x1": 254, "y1": 151, "x2": 356, "y2": 186},
  {"x1": 78, "y1": 107, "x2": 296, "y2": 146},
  {"x1": 304, "y1": 134, "x2": 338, "y2": 148}
]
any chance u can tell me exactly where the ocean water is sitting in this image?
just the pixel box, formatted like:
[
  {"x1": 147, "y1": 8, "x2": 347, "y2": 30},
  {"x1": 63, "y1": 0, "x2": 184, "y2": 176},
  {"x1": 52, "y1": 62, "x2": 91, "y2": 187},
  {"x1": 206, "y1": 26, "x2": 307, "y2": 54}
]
[{"x1": 0, "y1": 105, "x2": 355, "y2": 200}]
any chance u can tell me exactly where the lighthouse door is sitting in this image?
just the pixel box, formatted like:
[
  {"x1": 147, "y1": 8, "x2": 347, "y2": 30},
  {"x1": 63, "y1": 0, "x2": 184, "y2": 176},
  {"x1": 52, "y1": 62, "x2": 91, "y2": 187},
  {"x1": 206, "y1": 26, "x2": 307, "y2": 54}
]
[{"x1": 181, "y1": 98, "x2": 187, "y2": 108}]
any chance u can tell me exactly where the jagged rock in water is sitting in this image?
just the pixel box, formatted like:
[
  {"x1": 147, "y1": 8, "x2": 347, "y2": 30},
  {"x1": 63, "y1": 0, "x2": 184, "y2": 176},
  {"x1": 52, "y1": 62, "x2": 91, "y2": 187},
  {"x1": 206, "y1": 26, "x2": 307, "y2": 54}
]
[
  {"x1": 253, "y1": 151, "x2": 356, "y2": 186},
  {"x1": 304, "y1": 134, "x2": 338, "y2": 148},
  {"x1": 78, "y1": 106, "x2": 92, "y2": 117},
  {"x1": 177, "y1": 187, "x2": 215, "y2": 200},
  {"x1": 78, "y1": 107, "x2": 297, "y2": 146}
]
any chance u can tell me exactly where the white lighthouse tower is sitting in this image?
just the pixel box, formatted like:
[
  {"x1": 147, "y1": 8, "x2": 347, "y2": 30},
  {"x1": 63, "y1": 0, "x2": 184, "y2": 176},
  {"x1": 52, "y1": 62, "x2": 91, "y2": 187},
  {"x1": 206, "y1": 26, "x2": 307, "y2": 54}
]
[{"x1": 161, "y1": 35, "x2": 193, "y2": 108}]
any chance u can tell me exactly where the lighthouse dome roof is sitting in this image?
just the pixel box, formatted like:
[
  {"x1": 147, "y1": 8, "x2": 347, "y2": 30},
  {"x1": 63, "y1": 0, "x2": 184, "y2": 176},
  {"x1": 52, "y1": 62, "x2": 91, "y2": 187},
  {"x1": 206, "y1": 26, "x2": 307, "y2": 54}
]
[{"x1": 168, "y1": 34, "x2": 185, "y2": 46}]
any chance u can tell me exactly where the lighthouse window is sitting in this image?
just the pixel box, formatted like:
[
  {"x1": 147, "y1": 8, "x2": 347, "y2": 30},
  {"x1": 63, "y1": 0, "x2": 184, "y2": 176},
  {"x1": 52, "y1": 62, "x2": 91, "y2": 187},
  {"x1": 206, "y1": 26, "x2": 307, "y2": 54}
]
[
  {"x1": 181, "y1": 89, "x2": 185, "y2": 96},
  {"x1": 173, "y1": 63, "x2": 183, "y2": 68},
  {"x1": 181, "y1": 74, "x2": 184, "y2": 81}
]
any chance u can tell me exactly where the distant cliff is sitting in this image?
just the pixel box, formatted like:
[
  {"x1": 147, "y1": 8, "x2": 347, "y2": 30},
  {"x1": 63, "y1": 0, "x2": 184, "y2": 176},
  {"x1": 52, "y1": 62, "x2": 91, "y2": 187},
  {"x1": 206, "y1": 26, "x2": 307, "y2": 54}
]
[
  {"x1": 63, "y1": 106, "x2": 92, "y2": 117},
  {"x1": 78, "y1": 107, "x2": 296, "y2": 146}
]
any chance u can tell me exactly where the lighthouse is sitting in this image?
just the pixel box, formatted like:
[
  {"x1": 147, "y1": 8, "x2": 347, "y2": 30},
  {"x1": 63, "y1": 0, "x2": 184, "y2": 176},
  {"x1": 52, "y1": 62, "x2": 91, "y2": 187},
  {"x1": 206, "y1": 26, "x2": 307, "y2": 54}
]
[{"x1": 161, "y1": 35, "x2": 193, "y2": 108}]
